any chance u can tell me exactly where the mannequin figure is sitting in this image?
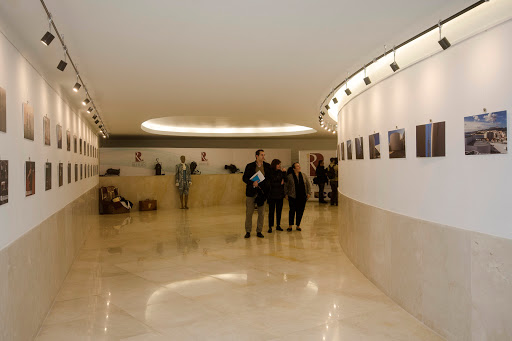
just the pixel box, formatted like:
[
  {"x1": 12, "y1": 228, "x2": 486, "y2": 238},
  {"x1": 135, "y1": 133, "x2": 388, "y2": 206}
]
[{"x1": 175, "y1": 155, "x2": 192, "y2": 209}]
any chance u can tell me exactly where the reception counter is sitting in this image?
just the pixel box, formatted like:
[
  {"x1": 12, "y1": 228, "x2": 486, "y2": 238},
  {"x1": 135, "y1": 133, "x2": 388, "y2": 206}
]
[{"x1": 99, "y1": 174, "x2": 245, "y2": 210}]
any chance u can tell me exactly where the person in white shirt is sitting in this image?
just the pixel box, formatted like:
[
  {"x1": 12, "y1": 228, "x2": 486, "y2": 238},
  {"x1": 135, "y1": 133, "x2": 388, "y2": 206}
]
[{"x1": 175, "y1": 155, "x2": 192, "y2": 209}]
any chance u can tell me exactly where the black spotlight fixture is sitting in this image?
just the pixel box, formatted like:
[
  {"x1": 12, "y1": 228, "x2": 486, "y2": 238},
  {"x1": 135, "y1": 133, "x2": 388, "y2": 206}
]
[
  {"x1": 390, "y1": 46, "x2": 399, "y2": 72},
  {"x1": 57, "y1": 60, "x2": 67, "y2": 71},
  {"x1": 363, "y1": 65, "x2": 371, "y2": 85},
  {"x1": 72, "y1": 74, "x2": 81, "y2": 92},
  {"x1": 344, "y1": 77, "x2": 351, "y2": 96},
  {"x1": 94, "y1": 119, "x2": 99, "y2": 124},
  {"x1": 82, "y1": 98, "x2": 90, "y2": 106},
  {"x1": 438, "y1": 21, "x2": 451, "y2": 50},
  {"x1": 40, "y1": 15, "x2": 55, "y2": 46},
  {"x1": 99, "y1": 125, "x2": 103, "y2": 129},
  {"x1": 325, "y1": 104, "x2": 330, "y2": 110},
  {"x1": 87, "y1": 107, "x2": 94, "y2": 114},
  {"x1": 92, "y1": 114, "x2": 98, "y2": 120},
  {"x1": 320, "y1": 111, "x2": 325, "y2": 116},
  {"x1": 332, "y1": 97, "x2": 338, "y2": 104}
]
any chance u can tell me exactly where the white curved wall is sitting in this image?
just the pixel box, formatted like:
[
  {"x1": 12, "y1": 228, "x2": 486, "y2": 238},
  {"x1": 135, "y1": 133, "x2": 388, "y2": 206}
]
[{"x1": 338, "y1": 18, "x2": 512, "y2": 240}]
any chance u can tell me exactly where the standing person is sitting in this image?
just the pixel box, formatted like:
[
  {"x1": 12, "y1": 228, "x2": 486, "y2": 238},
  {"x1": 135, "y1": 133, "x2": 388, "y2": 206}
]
[
  {"x1": 267, "y1": 159, "x2": 286, "y2": 233},
  {"x1": 175, "y1": 155, "x2": 192, "y2": 209},
  {"x1": 327, "y1": 158, "x2": 338, "y2": 206},
  {"x1": 242, "y1": 149, "x2": 271, "y2": 238},
  {"x1": 315, "y1": 159, "x2": 328, "y2": 203},
  {"x1": 285, "y1": 162, "x2": 312, "y2": 231}
]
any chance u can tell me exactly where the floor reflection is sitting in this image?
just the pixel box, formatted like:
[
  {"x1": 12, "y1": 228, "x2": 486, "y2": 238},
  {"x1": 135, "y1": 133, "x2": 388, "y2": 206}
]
[{"x1": 36, "y1": 204, "x2": 443, "y2": 341}]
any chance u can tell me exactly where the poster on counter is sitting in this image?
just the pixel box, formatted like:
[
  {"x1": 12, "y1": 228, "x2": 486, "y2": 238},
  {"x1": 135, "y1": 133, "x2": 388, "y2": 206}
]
[{"x1": 298, "y1": 150, "x2": 336, "y2": 202}]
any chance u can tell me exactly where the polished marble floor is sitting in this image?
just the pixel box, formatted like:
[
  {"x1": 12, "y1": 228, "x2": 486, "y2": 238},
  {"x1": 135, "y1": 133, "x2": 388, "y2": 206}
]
[{"x1": 35, "y1": 203, "x2": 443, "y2": 340}]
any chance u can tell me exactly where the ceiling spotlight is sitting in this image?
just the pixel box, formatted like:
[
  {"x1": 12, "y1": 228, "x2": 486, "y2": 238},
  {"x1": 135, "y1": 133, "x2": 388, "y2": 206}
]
[
  {"x1": 57, "y1": 60, "x2": 67, "y2": 71},
  {"x1": 87, "y1": 107, "x2": 94, "y2": 114},
  {"x1": 328, "y1": 128, "x2": 331, "y2": 132},
  {"x1": 438, "y1": 21, "x2": 451, "y2": 50},
  {"x1": 92, "y1": 114, "x2": 97, "y2": 119},
  {"x1": 82, "y1": 98, "x2": 90, "y2": 106},
  {"x1": 41, "y1": 31, "x2": 55, "y2": 46},
  {"x1": 99, "y1": 125, "x2": 103, "y2": 129},
  {"x1": 363, "y1": 65, "x2": 371, "y2": 85},
  {"x1": 102, "y1": 135, "x2": 106, "y2": 139},
  {"x1": 41, "y1": 15, "x2": 55, "y2": 46},
  {"x1": 390, "y1": 46, "x2": 399, "y2": 72},
  {"x1": 73, "y1": 82, "x2": 81, "y2": 92},
  {"x1": 94, "y1": 119, "x2": 99, "y2": 124},
  {"x1": 332, "y1": 130, "x2": 336, "y2": 134},
  {"x1": 320, "y1": 111, "x2": 325, "y2": 116},
  {"x1": 325, "y1": 105, "x2": 330, "y2": 110},
  {"x1": 332, "y1": 97, "x2": 338, "y2": 104},
  {"x1": 344, "y1": 77, "x2": 351, "y2": 96}
]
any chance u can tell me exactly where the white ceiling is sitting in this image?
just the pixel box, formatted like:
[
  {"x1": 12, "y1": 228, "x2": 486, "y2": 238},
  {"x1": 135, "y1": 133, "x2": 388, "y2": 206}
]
[{"x1": 0, "y1": 0, "x2": 474, "y2": 138}]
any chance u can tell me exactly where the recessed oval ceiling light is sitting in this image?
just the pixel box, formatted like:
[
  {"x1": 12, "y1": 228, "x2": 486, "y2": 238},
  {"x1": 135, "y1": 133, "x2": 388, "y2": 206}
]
[{"x1": 141, "y1": 116, "x2": 316, "y2": 137}]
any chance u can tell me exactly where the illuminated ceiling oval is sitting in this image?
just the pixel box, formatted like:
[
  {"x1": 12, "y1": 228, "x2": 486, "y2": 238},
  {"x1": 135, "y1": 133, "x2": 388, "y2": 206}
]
[{"x1": 141, "y1": 116, "x2": 316, "y2": 137}]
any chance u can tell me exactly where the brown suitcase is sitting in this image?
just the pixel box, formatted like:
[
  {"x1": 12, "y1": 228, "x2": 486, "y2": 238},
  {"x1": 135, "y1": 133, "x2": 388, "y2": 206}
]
[{"x1": 139, "y1": 199, "x2": 157, "y2": 211}]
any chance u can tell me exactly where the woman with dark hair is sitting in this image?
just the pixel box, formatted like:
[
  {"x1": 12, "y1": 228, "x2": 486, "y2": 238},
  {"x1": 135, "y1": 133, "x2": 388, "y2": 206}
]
[
  {"x1": 285, "y1": 162, "x2": 312, "y2": 231},
  {"x1": 267, "y1": 159, "x2": 286, "y2": 233},
  {"x1": 315, "y1": 159, "x2": 328, "y2": 203},
  {"x1": 327, "y1": 158, "x2": 339, "y2": 206}
]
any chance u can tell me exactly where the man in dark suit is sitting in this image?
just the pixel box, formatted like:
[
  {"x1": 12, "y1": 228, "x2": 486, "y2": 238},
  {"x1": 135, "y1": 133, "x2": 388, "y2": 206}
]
[{"x1": 242, "y1": 149, "x2": 271, "y2": 238}]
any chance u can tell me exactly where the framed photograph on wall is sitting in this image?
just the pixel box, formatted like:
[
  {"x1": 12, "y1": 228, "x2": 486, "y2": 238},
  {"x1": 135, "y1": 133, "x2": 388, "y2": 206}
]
[
  {"x1": 26, "y1": 161, "x2": 35, "y2": 196},
  {"x1": 0, "y1": 86, "x2": 6, "y2": 133},
  {"x1": 79, "y1": 138, "x2": 82, "y2": 154},
  {"x1": 23, "y1": 103, "x2": 34, "y2": 141},
  {"x1": 80, "y1": 163, "x2": 82, "y2": 180},
  {"x1": 57, "y1": 124, "x2": 63, "y2": 149},
  {"x1": 340, "y1": 142, "x2": 345, "y2": 160},
  {"x1": 388, "y1": 128, "x2": 406, "y2": 159},
  {"x1": 0, "y1": 160, "x2": 8, "y2": 205},
  {"x1": 417, "y1": 121, "x2": 446, "y2": 157},
  {"x1": 74, "y1": 164, "x2": 78, "y2": 182},
  {"x1": 74, "y1": 135, "x2": 77, "y2": 153},
  {"x1": 347, "y1": 140, "x2": 353, "y2": 160},
  {"x1": 43, "y1": 116, "x2": 51, "y2": 146},
  {"x1": 369, "y1": 133, "x2": 381, "y2": 159},
  {"x1": 355, "y1": 137, "x2": 364, "y2": 160},
  {"x1": 59, "y1": 163, "x2": 63, "y2": 187},
  {"x1": 66, "y1": 130, "x2": 71, "y2": 151},
  {"x1": 67, "y1": 162, "x2": 71, "y2": 184},
  {"x1": 45, "y1": 162, "x2": 52, "y2": 191},
  {"x1": 464, "y1": 111, "x2": 507, "y2": 155}
]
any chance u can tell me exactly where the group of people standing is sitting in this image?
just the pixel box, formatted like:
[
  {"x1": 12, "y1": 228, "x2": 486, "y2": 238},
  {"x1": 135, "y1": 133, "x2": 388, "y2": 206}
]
[
  {"x1": 243, "y1": 149, "x2": 337, "y2": 238},
  {"x1": 312, "y1": 158, "x2": 338, "y2": 205}
]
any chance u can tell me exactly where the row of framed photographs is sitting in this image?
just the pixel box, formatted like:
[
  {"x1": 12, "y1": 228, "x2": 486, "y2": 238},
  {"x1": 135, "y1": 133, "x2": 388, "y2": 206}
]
[
  {"x1": 0, "y1": 85, "x2": 98, "y2": 158},
  {"x1": 0, "y1": 160, "x2": 99, "y2": 206},
  {"x1": 339, "y1": 110, "x2": 508, "y2": 160}
]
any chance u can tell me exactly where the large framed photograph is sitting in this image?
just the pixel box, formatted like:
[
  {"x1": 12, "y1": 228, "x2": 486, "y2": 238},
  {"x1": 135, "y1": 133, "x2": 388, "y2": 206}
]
[
  {"x1": 23, "y1": 103, "x2": 34, "y2": 141},
  {"x1": 75, "y1": 164, "x2": 78, "y2": 182},
  {"x1": 59, "y1": 162, "x2": 63, "y2": 187},
  {"x1": 80, "y1": 164, "x2": 83, "y2": 180},
  {"x1": 57, "y1": 124, "x2": 63, "y2": 149},
  {"x1": 67, "y1": 162, "x2": 71, "y2": 184},
  {"x1": 45, "y1": 162, "x2": 52, "y2": 191},
  {"x1": 464, "y1": 111, "x2": 507, "y2": 155},
  {"x1": 0, "y1": 86, "x2": 6, "y2": 133},
  {"x1": 26, "y1": 161, "x2": 36, "y2": 197},
  {"x1": 43, "y1": 116, "x2": 51, "y2": 146},
  {"x1": 369, "y1": 133, "x2": 381, "y2": 159},
  {"x1": 79, "y1": 138, "x2": 82, "y2": 154},
  {"x1": 0, "y1": 160, "x2": 7, "y2": 205},
  {"x1": 417, "y1": 121, "x2": 445, "y2": 157},
  {"x1": 355, "y1": 137, "x2": 364, "y2": 160},
  {"x1": 74, "y1": 135, "x2": 77, "y2": 153},
  {"x1": 388, "y1": 128, "x2": 406, "y2": 159},
  {"x1": 347, "y1": 140, "x2": 353, "y2": 160},
  {"x1": 340, "y1": 142, "x2": 345, "y2": 161}
]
